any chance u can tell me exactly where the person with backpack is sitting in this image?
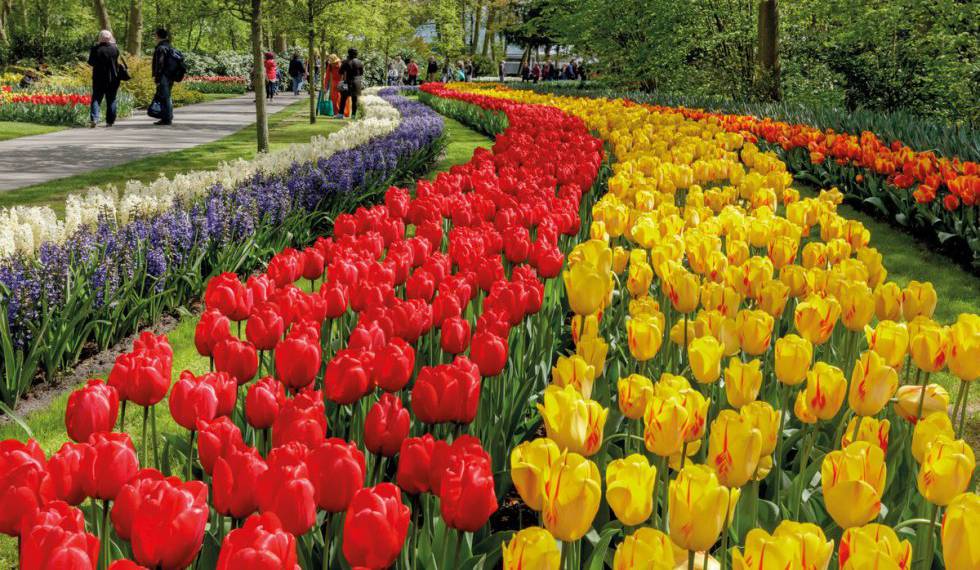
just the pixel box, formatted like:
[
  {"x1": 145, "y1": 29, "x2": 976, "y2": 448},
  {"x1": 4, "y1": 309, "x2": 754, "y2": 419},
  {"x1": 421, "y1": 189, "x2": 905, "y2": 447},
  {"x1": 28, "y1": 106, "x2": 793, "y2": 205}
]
[
  {"x1": 151, "y1": 28, "x2": 186, "y2": 126},
  {"x1": 337, "y1": 48, "x2": 363, "y2": 119},
  {"x1": 288, "y1": 52, "x2": 306, "y2": 96},
  {"x1": 88, "y1": 29, "x2": 122, "y2": 128}
]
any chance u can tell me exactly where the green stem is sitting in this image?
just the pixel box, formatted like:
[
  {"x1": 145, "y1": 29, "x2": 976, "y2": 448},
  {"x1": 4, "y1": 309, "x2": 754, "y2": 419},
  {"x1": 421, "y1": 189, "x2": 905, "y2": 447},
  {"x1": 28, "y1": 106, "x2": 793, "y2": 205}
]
[
  {"x1": 100, "y1": 500, "x2": 110, "y2": 570},
  {"x1": 688, "y1": 549, "x2": 695, "y2": 570},
  {"x1": 772, "y1": 383, "x2": 790, "y2": 513},
  {"x1": 850, "y1": 415, "x2": 863, "y2": 446},
  {"x1": 141, "y1": 405, "x2": 149, "y2": 465},
  {"x1": 919, "y1": 503, "x2": 940, "y2": 570},
  {"x1": 955, "y1": 380, "x2": 971, "y2": 438},
  {"x1": 560, "y1": 541, "x2": 569, "y2": 570},
  {"x1": 150, "y1": 403, "x2": 160, "y2": 469},
  {"x1": 914, "y1": 372, "x2": 931, "y2": 422},
  {"x1": 453, "y1": 530, "x2": 466, "y2": 568},
  {"x1": 791, "y1": 428, "x2": 814, "y2": 520},
  {"x1": 117, "y1": 400, "x2": 127, "y2": 432},
  {"x1": 186, "y1": 430, "x2": 196, "y2": 481},
  {"x1": 322, "y1": 514, "x2": 331, "y2": 570}
]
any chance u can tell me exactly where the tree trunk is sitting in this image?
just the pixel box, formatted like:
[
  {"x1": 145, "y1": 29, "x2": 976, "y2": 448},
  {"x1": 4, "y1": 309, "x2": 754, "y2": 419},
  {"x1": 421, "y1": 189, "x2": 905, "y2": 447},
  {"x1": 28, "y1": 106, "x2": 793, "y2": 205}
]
[
  {"x1": 125, "y1": 0, "x2": 142, "y2": 55},
  {"x1": 755, "y1": 0, "x2": 780, "y2": 101},
  {"x1": 308, "y1": 0, "x2": 315, "y2": 124},
  {"x1": 0, "y1": 0, "x2": 10, "y2": 44},
  {"x1": 469, "y1": 1, "x2": 481, "y2": 55},
  {"x1": 251, "y1": 0, "x2": 270, "y2": 152},
  {"x1": 481, "y1": 6, "x2": 494, "y2": 58},
  {"x1": 93, "y1": 0, "x2": 111, "y2": 31},
  {"x1": 275, "y1": 30, "x2": 287, "y2": 53}
]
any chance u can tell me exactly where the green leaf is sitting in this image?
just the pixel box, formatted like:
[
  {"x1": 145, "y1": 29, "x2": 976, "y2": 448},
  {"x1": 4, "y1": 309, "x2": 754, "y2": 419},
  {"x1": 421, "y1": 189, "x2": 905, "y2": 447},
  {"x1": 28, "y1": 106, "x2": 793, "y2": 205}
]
[
  {"x1": 586, "y1": 525, "x2": 621, "y2": 570},
  {"x1": 0, "y1": 399, "x2": 33, "y2": 438}
]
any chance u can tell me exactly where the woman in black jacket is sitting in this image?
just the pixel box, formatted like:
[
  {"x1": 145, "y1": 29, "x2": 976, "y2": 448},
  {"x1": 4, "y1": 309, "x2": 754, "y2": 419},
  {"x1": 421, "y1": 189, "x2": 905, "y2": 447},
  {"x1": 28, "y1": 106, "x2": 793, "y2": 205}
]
[
  {"x1": 88, "y1": 30, "x2": 122, "y2": 128},
  {"x1": 337, "y1": 48, "x2": 364, "y2": 119}
]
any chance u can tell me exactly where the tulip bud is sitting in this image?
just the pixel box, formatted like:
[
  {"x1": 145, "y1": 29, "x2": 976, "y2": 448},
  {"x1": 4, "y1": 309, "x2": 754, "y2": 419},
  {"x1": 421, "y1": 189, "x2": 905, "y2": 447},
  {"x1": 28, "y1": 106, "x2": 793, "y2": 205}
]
[
  {"x1": 803, "y1": 362, "x2": 846, "y2": 420},
  {"x1": 65, "y1": 379, "x2": 119, "y2": 444},
  {"x1": 541, "y1": 451, "x2": 601, "y2": 541},
  {"x1": 216, "y1": 512, "x2": 301, "y2": 570},
  {"x1": 873, "y1": 282, "x2": 903, "y2": 321},
  {"x1": 893, "y1": 383, "x2": 949, "y2": 423},
  {"x1": 19, "y1": 501, "x2": 99, "y2": 570},
  {"x1": 772, "y1": 521, "x2": 833, "y2": 570},
  {"x1": 439, "y1": 448, "x2": 498, "y2": 532},
  {"x1": 821, "y1": 442, "x2": 886, "y2": 528},
  {"x1": 839, "y1": 524, "x2": 911, "y2": 569},
  {"x1": 168, "y1": 371, "x2": 219, "y2": 431},
  {"x1": 0, "y1": 439, "x2": 46, "y2": 537},
  {"x1": 551, "y1": 354, "x2": 596, "y2": 398},
  {"x1": 901, "y1": 280, "x2": 937, "y2": 320},
  {"x1": 503, "y1": 527, "x2": 560, "y2": 570},
  {"x1": 213, "y1": 448, "x2": 267, "y2": 520},
  {"x1": 618, "y1": 374, "x2": 654, "y2": 420},
  {"x1": 848, "y1": 350, "x2": 898, "y2": 417},
  {"x1": 942, "y1": 492, "x2": 980, "y2": 570},
  {"x1": 917, "y1": 436, "x2": 975, "y2": 506},
  {"x1": 669, "y1": 465, "x2": 739, "y2": 552},
  {"x1": 865, "y1": 320, "x2": 909, "y2": 369},
  {"x1": 613, "y1": 527, "x2": 675, "y2": 570},
  {"x1": 343, "y1": 483, "x2": 410, "y2": 569},
  {"x1": 689, "y1": 336, "x2": 724, "y2": 384},
  {"x1": 794, "y1": 295, "x2": 841, "y2": 345},
  {"x1": 948, "y1": 313, "x2": 980, "y2": 381},
  {"x1": 736, "y1": 309, "x2": 774, "y2": 355},
  {"x1": 731, "y1": 528, "x2": 797, "y2": 570},
  {"x1": 537, "y1": 385, "x2": 608, "y2": 457},
  {"x1": 627, "y1": 313, "x2": 665, "y2": 361},
  {"x1": 724, "y1": 358, "x2": 762, "y2": 408},
  {"x1": 643, "y1": 393, "x2": 689, "y2": 457},
  {"x1": 911, "y1": 413, "x2": 954, "y2": 463},
  {"x1": 605, "y1": 454, "x2": 657, "y2": 525},
  {"x1": 364, "y1": 393, "x2": 411, "y2": 457},
  {"x1": 909, "y1": 322, "x2": 949, "y2": 373},
  {"x1": 576, "y1": 335, "x2": 609, "y2": 376},
  {"x1": 396, "y1": 434, "x2": 436, "y2": 495},
  {"x1": 510, "y1": 438, "x2": 561, "y2": 512},
  {"x1": 373, "y1": 338, "x2": 415, "y2": 392},
  {"x1": 563, "y1": 262, "x2": 607, "y2": 316},
  {"x1": 440, "y1": 316, "x2": 471, "y2": 355},
  {"x1": 841, "y1": 416, "x2": 890, "y2": 453},
  {"x1": 245, "y1": 376, "x2": 285, "y2": 429},
  {"x1": 707, "y1": 410, "x2": 762, "y2": 488}
]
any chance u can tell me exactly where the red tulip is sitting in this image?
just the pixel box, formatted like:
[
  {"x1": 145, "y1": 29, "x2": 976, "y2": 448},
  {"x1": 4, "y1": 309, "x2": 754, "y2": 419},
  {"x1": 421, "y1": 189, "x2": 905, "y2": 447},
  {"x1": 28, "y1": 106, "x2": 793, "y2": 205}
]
[
  {"x1": 440, "y1": 316, "x2": 471, "y2": 355},
  {"x1": 439, "y1": 449, "x2": 498, "y2": 532},
  {"x1": 267, "y1": 248, "x2": 303, "y2": 287},
  {"x1": 348, "y1": 322, "x2": 387, "y2": 352},
  {"x1": 307, "y1": 438, "x2": 366, "y2": 512},
  {"x1": 216, "y1": 512, "x2": 301, "y2": 570},
  {"x1": 503, "y1": 226, "x2": 531, "y2": 263},
  {"x1": 40, "y1": 442, "x2": 87, "y2": 506},
  {"x1": 80, "y1": 432, "x2": 139, "y2": 501},
  {"x1": 168, "y1": 371, "x2": 219, "y2": 430},
  {"x1": 470, "y1": 330, "x2": 508, "y2": 377},
  {"x1": 19, "y1": 501, "x2": 98, "y2": 570},
  {"x1": 213, "y1": 448, "x2": 268, "y2": 519},
  {"x1": 213, "y1": 338, "x2": 259, "y2": 385},
  {"x1": 111, "y1": 468, "x2": 171, "y2": 541},
  {"x1": 109, "y1": 350, "x2": 170, "y2": 408},
  {"x1": 319, "y1": 281, "x2": 349, "y2": 318},
  {"x1": 109, "y1": 560, "x2": 148, "y2": 570},
  {"x1": 432, "y1": 292, "x2": 463, "y2": 327},
  {"x1": 364, "y1": 393, "x2": 411, "y2": 457},
  {"x1": 531, "y1": 240, "x2": 564, "y2": 278},
  {"x1": 65, "y1": 379, "x2": 119, "y2": 443},
  {"x1": 205, "y1": 272, "x2": 253, "y2": 321},
  {"x1": 411, "y1": 357, "x2": 481, "y2": 425},
  {"x1": 0, "y1": 439, "x2": 46, "y2": 536},
  {"x1": 247, "y1": 274, "x2": 277, "y2": 305},
  {"x1": 196, "y1": 417, "x2": 245, "y2": 475},
  {"x1": 396, "y1": 434, "x2": 435, "y2": 495},
  {"x1": 256, "y1": 443, "x2": 317, "y2": 536},
  {"x1": 372, "y1": 338, "x2": 415, "y2": 392},
  {"x1": 202, "y1": 371, "x2": 238, "y2": 418},
  {"x1": 133, "y1": 331, "x2": 173, "y2": 369},
  {"x1": 275, "y1": 333, "x2": 322, "y2": 391},
  {"x1": 129, "y1": 477, "x2": 209, "y2": 570},
  {"x1": 406, "y1": 269, "x2": 436, "y2": 302},
  {"x1": 323, "y1": 349, "x2": 373, "y2": 405},
  {"x1": 301, "y1": 247, "x2": 325, "y2": 281},
  {"x1": 429, "y1": 435, "x2": 489, "y2": 497},
  {"x1": 246, "y1": 302, "x2": 285, "y2": 351},
  {"x1": 194, "y1": 309, "x2": 232, "y2": 358},
  {"x1": 271, "y1": 390, "x2": 327, "y2": 449},
  {"x1": 246, "y1": 376, "x2": 285, "y2": 429},
  {"x1": 343, "y1": 483, "x2": 410, "y2": 569}
]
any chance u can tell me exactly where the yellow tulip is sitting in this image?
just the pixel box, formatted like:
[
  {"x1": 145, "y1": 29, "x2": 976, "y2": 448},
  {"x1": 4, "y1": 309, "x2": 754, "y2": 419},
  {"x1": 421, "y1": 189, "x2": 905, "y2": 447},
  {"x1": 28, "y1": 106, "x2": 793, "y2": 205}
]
[
  {"x1": 794, "y1": 391, "x2": 818, "y2": 424},
  {"x1": 694, "y1": 310, "x2": 740, "y2": 356},
  {"x1": 614, "y1": 528, "x2": 675, "y2": 570},
  {"x1": 825, "y1": 238, "x2": 852, "y2": 265},
  {"x1": 510, "y1": 437, "x2": 562, "y2": 511},
  {"x1": 857, "y1": 247, "x2": 887, "y2": 288},
  {"x1": 670, "y1": 318, "x2": 698, "y2": 347},
  {"x1": 742, "y1": 257, "x2": 775, "y2": 300},
  {"x1": 901, "y1": 280, "x2": 937, "y2": 320},
  {"x1": 618, "y1": 374, "x2": 654, "y2": 420},
  {"x1": 864, "y1": 320, "x2": 909, "y2": 369},
  {"x1": 804, "y1": 362, "x2": 847, "y2": 420},
  {"x1": 794, "y1": 295, "x2": 841, "y2": 345},
  {"x1": 563, "y1": 262, "x2": 608, "y2": 317},
  {"x1": 537, "y1": 385, "x2": 608, "y2": 457},
  {"x1": 689, "y1": 336, "x2": 724, "y2": 384},
  {"x1": 774, "y1": 334, "x2": 813, "y2": 386},
  {"x1": 893, "y1": 384, "x2": 949, "y2": 423},
  {"x1": 707, "y1": 410, "x2": 762, "y2": 488},
  {"x1": 772, "y1": 521, "x2": 833, "y2": 570},
  {"x1": 628, "y1": 261, "x2": 655, "y2": 298},
  {"x1": 668, "y1": 465, "x2": 739, "y2": 552},
  {"x1": 779, "y1": 264, "x2": 809, "y2": 298},
  {"x1": 502, "y1": 527, "x2": 560, "y2": 570},
  {"x1": 724, "y1": 358, "x2": 762, "y2": 408},
  {"x1": 911, "y1": 413, "x2": 954, "y2": 463},
  {"x1": 917, "y1": 436, "x2": 976, "y2": 506},
  {"x1": 628, "y1": 313, "x2": 665, "y2": 362},
  {"x1": 767, "y1": 236, "x2": 799, "y2": 270},
  {"x1": 873, "y1": 282, "x2": 903, "y2": 321},
  {"x1": 909, "y1": 322, "x2": 949, "y2": 373},
  {"x1": 736, "y1": 309, "x2": 774, "y2": 355},
  {"x1": 942, "y1": 492, "x2": 980, "y2": 570},
  {"x1": 576, "y1": 335, "x2": 609, "y2": 377},
  {"x1": 801, "y1": 242, "x2": 827, "y2": 269},
  {"x1": 948, "y1": 313, "x2": 980, "y2": 381},
  {"x1": 840, "y1": 416, "x2": 890, "y2": 453},
  {"x1": 606, "y1": 454, "x2": 658, "y2": 525},
  {"x1": 613, "y1": 246, "x2": 630, "y2": 275},
  {"x1": 551, "y1": 354, "x2": 596, "y2": 399},
  {"x1": 848, "y1": 350, "x2": 898, "y2": 417},
  {"x1": 838, "y1": 281, "x2": 874, "y2": 331},
  {"x1": 839, "y1": 524, "x2": 912, "y2": 570},
  {"x1": 541, "y1": 451, "x2": 602, "y2": 542},
  {"x1": 727, "y1": 239, "x2": 749, "y2": 266},
  {"x1": 657, "y1": 373, "x2": 692, "y2": 395},
  {"x1": 571, "y1": 313, "x2": 600, "y2": 345},
  {"x1": 665, "y1": 265, "x2": 701, "y2": 313},
  {"x1": 731, "y1": 528, "x2": 797, "y2": 570},
  {"x1": 643, "y1": 395, "x2": 689, "y2": 457},
  {"x1": 741, "y1": 401, "x2": 779, "y2": 457},
  {"x1": 701, "y1": 282, "x2": 742, "y2": 318},
  {"x1": 630, "y1": 296, "x2": 663, "y2": 318},
  {"x1": 668, "y1": 438, "x2": 702, "y2": 472},
  {"x1": 821, "y1": 442, "x2": 886, "y2": 528},
  {"x1": 677, "y1": 388, "x2": 710, "y2": 443},
  {"x1": 756, "y1": 279, "x2": 790, "y2": 319}
]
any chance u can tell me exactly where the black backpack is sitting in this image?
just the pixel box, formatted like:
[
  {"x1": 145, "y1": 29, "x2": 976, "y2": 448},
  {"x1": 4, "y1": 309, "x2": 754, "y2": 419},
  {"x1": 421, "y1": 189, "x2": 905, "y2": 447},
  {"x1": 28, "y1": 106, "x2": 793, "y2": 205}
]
[{"x1": 165, "y1": 47, "x2": 188, "y2": 82}]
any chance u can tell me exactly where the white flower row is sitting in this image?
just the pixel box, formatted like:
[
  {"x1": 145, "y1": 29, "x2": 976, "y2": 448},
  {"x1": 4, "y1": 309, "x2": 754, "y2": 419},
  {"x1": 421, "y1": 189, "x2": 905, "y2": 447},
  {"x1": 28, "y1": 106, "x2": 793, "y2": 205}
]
[{"x1": 0, "y1": 88, "x2": 402, "y2": 259}]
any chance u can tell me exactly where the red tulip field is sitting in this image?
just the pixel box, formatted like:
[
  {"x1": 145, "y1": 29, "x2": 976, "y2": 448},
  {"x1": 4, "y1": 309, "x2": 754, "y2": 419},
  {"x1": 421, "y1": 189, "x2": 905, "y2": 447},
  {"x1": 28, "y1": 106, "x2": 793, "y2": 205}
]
[{"x1": 0, "y1": 78, "x2": 978, "y2": 570}]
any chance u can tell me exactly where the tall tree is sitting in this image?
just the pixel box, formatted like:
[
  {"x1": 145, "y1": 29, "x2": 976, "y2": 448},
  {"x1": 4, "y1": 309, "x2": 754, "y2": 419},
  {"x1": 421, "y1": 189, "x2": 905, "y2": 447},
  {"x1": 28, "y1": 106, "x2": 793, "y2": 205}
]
[
  {"x1": 226, "y1": 0, "x2": 270, "y2": 152},
  {"x1": 93, "y1": 0, "x2": 111, "y2": 31},
  {"x1": 126, "y1": 0, "x2": 143, "y2": 54},
  {"x1": 755, "y1": 0, "x2": 780, "y2": 101},
  {"x1": 299, "y1": 0, "x2": 343, "y2": 124}
]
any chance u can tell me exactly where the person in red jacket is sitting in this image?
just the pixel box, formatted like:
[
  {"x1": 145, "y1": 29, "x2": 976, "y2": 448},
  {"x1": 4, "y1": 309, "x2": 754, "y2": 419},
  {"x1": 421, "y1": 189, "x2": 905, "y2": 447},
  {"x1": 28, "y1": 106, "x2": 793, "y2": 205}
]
[
  {"x1": 263, "y1": 52, "x2": 278, "y2": 100},
  {"x1": 406, "y1": 59, "x2": 419, "y2": 85}
]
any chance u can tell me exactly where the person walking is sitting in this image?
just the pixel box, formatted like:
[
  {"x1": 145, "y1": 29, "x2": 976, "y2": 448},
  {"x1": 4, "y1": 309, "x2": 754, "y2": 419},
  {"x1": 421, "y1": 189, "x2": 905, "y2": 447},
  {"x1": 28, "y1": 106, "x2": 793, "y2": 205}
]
[
  {"x1": 264, "y1": 52, "x2": 278, "y2": 101},
  {"x1": 151, "y1": 28, "x2": 175, "y2": 125},
  {"x1": 337, "y1": 48, "x2": 363, "y2": 119},
  {"x1": 406, "y1": 59, "x2": 419, "y2": 85},
  {"x1": 323, "y1": 53, "x2": 344, "y2": 116},
  {"x1": 288, "y1": 52, "x2": 306, "y2": 95},
  {"x1": 87, "y1": 30, "x2": 121, "y2": 128},
  {"x1": 498, "y1": 59, "x2": 506, "y2": 82},
  {"x1": 426, "y1": 57, "x2": 438, "y2": 82},
  {"x1": 386, "y1": 62, "x2": 398, "y2": 86}
]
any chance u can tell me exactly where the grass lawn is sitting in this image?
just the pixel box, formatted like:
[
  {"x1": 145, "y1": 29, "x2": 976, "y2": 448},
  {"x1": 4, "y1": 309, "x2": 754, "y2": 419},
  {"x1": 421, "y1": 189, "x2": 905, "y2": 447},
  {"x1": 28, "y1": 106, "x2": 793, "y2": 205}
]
[
  {"x1": 0, "y1": 121, "x2": 64, "y2": 142},
  {"x1": 0, "y1": 108, "x2": 492, "y2": 567},
  {"x1": 0, "y1": 100, "x2": 339, "y2": 215}
]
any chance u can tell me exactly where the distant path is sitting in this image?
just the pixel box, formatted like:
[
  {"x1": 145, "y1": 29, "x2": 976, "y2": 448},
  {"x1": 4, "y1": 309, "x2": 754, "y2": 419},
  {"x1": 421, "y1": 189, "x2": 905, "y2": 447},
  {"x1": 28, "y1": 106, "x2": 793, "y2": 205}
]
[{"x1": 0, "y1": 93, "x2": 297, "y2": 192}]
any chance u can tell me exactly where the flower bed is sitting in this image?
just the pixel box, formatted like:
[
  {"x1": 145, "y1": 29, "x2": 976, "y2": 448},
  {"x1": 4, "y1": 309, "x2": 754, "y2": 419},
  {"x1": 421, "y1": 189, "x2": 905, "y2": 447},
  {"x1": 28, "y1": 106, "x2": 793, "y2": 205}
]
[
  {"x1": 0, "y1": 88, "x2": 444, "y2": 406},
  {"x1": 0, "y1": 86, "x2": 134, "y2": 126},
  {"x1": 184, "y1": 76, "x2": 248, "y2": 95}
]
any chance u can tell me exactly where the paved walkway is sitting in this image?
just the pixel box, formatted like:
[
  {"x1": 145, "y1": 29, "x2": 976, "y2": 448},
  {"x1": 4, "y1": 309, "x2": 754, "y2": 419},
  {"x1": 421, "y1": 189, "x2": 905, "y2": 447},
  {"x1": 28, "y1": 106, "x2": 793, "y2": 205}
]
[{"x1": 0, "y1": 93, "x2": 298, "y2": 191}]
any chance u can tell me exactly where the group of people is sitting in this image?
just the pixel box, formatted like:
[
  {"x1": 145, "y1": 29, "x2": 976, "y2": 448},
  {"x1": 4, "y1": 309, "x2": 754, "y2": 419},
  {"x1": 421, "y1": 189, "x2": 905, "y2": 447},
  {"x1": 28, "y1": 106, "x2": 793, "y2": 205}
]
[
  {"x1": 385, "y1": 58, "x2": 420, "y2": 86},
  {"x1": 262, "y1": 48, "x2": 364, "y2": 118},
  {"x1": 520, "y1": 59, "x2": 584, "y2": 83}
]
